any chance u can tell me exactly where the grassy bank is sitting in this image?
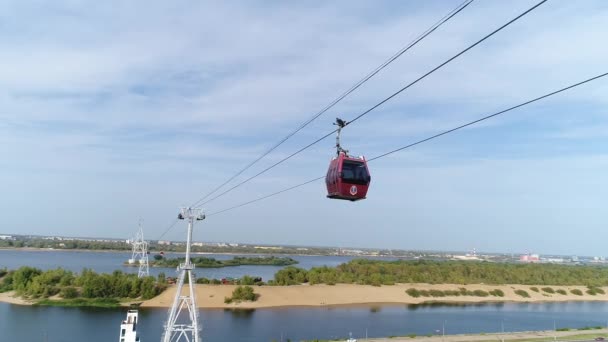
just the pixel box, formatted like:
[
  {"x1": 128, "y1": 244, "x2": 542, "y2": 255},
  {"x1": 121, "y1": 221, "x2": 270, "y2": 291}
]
[{"x1": 34, "y1": 298, "x2": 121, "y2": 308}]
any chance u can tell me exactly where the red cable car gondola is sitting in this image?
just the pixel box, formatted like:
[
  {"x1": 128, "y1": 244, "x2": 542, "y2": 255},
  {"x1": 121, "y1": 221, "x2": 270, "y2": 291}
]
[{"x1": 325, "y1": 118, "x2": 371, "y2": 201}]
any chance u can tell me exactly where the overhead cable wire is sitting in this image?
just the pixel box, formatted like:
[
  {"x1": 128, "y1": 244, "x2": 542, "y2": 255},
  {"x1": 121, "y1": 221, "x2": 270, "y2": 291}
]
[
  {"x1": 156, "y1": 218, "x2": 180, "y2": 241},
  {"x1": 367, "y1": 72, "x2": 608, "y2": 161},
  {"x1": 188, "y1": 0, "x2": 475, "y2": 208},
  {"x1": 207, "y1": 71, "x2": 608, "y2": 217},
  {"x1": 344, "y1": 0, "x2": 547, "y2": 127},
  {"x1": 196, "y1": 0, "x2": 547, "y2": 207},
  {"x1": 208, "y1": 176, "x2": 326, "y2": 217}
]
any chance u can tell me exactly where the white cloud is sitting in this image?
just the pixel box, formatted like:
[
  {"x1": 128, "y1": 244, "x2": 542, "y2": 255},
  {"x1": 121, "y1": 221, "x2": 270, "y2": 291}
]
[{"x1": 2, "y1": 0, "x2": 608, "y2": 254}]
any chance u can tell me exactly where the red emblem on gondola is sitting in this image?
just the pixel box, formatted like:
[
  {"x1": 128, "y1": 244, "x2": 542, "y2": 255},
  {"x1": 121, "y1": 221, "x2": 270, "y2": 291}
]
[{"x1": 349, "y1": 185, "x2": 358, "y2": 195}]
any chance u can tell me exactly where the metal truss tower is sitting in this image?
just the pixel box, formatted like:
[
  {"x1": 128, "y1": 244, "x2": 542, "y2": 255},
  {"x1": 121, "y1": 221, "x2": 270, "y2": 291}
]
[
  {"x1": 128, "y1": 222, "x2": 149, "y2": 278},
  {"x1": 161, "y1": 207, "x2": 205, "y2": 342}
]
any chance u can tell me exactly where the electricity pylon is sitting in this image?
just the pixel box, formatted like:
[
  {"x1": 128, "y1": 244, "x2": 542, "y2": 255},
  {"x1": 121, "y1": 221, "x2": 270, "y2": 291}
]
[
  {"x1": 161, "y1": 207, "x2": 205, "y2": 342},
  {"x1": 128, "y1": 221, "x2": 149, "y2": 278}
]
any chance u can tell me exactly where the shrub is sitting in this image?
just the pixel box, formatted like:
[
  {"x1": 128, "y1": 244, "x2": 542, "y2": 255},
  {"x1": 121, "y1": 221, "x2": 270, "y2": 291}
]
[
  {"x1": 489, "y1": 289, "x2": 505, "y2": 297},
  {"x1": 273, "y1": 267, "x2": 308, "y2": 285},
  {"x1": 586, "y1": 288, "x2": 600, "y2": 295},
  {"x1": 556, "y1": 289, "x2": 567, "y2": 295},
  {"x1": 224, "y1": 285, "x2": 257, "y2": 304},
  {"x1": 0, "y1": 272, "x2": 14, "y2": 292},
  {"x1": 472, "y1": 290, "x2": 489, "y2": 297},
  {"x1": 443, "y1": 290, "x2": 461, "y2": 296},
  {"x1": 238, "y1": 276, "x2": 255, "y2": 286},
  {"x1": 570, "y1": 289, "x2": 583, "y2": 296},
  {"x1": 459, "y1": 287, "x2": 474, "y2": 296},
  {"x1": 515, "y1": 289, "x2": 530, "y2": 298},
  {"x1": 530, "y1": 287, "x2": 539, "y2": 292},
  {"x1": 60, "y1": 287, "x2": 79, "y2": 299},
  {"x1": 577, "y1": 326, "x2": 604, "y2": 331},
  {"x1": 586, "y1": 286, "x2": 605, "y2": 295},
  {"x1": 429, "y1": 289, "x2": 445, "y2": 297},
  {"x1": 196, "y1": 278, "x2": 211, "y2": 284},
  {"x1": 541, "y1": 287, "x2": 555, "y2": 294},
  {"x1": 406, "y1": 289, "x2": 421, "y2": 298}
]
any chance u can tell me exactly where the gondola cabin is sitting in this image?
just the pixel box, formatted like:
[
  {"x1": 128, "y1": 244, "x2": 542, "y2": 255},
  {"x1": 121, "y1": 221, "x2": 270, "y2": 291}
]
[{"x1": 326, "y1": 152, "x2": 370, "y2": 201}]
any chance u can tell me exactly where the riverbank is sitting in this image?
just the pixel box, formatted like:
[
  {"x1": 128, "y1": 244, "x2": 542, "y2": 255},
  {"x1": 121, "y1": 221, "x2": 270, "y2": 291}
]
[
  {"x1": 357, "y1": 329, "x2": 608, "y2": 342},
  {"x1": 140, "y1": 283, "x2": 608, "y2": 309},
  {"x1": 0, "y1": 291, "x2": 34, "y2": 305},
  {"x1": 4, "y1": 283, "x2": 608, "y2": 309}
]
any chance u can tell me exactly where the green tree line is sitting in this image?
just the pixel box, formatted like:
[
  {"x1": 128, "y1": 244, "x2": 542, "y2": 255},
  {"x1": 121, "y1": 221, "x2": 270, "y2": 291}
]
[
  {"x1": 272, "y1": 260, "x2": 608, "y2": 286},
  {"x1": 0, "y1": 266, "x2": 166, "y2": 300},
  {"x1": 0, "y1": 238, "x2": 340, "y2": 256},
  {"x1": 146, "y1": 256, "x2": 298, "y2": 268}
]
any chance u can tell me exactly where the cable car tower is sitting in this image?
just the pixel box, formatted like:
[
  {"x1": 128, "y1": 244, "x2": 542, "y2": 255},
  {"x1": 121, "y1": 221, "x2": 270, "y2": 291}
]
[
  {"x1": 162, "y1": 207, "x2": 205, "y2": 342},
  {"x1": 128, "y1": 221, "x2": 149, "y2": 278}
]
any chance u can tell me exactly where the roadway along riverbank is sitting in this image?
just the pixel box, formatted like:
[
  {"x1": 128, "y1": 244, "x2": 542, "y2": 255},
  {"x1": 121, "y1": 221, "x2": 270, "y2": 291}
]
[{"x1": 363, "y1": 329, "x2": 608, "y2": 342}]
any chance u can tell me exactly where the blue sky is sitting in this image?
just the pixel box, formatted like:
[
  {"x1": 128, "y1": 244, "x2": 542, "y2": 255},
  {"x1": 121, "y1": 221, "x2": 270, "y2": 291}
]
[{"x1": 1, "y1": 0, "x2": 608, "y2": 255}]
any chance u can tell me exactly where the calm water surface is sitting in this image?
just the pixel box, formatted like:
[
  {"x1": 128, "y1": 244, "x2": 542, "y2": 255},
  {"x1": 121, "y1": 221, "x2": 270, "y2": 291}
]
[
  {"x1": 2, "y1": 302, "x2": 608, "y2": 342},
  {"x1": 0, "y1": 249, "x2": 367, "y2": 280}
]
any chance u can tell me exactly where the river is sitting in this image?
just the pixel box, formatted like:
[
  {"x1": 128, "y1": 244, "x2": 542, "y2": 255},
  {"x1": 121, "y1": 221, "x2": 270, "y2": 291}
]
[
  {"x1": 3, "y1": 302, "x2": 608, "y2": 341},
  {"x1": 2, "y1": 250, "x2": 608, "y2": 341},
  {"x1": 0, "y1": 249, "x2": 367, "y2": 281}
]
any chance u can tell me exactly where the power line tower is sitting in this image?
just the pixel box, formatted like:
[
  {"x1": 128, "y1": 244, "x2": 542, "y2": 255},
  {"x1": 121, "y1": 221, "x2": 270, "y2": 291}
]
[
  {"x1": 162, "y1": 207, "x2": 205, "y2": 342},
  {"x1": 128, "y1": 221, "x2": 149, "y2": 278}
]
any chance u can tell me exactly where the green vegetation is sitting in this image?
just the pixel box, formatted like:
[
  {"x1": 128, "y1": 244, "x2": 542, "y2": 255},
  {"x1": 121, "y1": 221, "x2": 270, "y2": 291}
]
[
  {"x1": 272, "y1": 266, "x2": 309, "y2": 285},
  {"x1": 0, "y1": 267, "x2": 166, "y2": 305},
  {"x1": 586, "y1": 286, "x2": 605, "y2": 295},
  {"x1": 406, "y1": 288, "x2": 421, "y2": 298},
  {"x1": 570, "y1": 289, "x2": 583, "y2": 296},
  {"x1": 196, "y1": 278, "x2": 223, "y2": 285},
  {"x1": 35, "y1": 298, "x2": 121, "y2": 308},
  {"x1": 530, "y1": 287, "x2": 539, "y2": 292},
  {"x1": 556, "y1": 289, "x2": 567, "y2": 295},
  {"x1": 489, "y1": 289, "x2": 505, "y2": 297},
  {"x1": 195, "y1": 275, "x2": 264, "y2": 286},
  {"x1": 541, "y1": 287, "x2": 555, "y2": 294},
  {"x1": 472, "y1": 290, "x2": 489, "y2": 297},
  {"x1": 272, "y1": 259, "x2": 608, "y2": 287},
  {"x1": 405, "y1": 288, "x2": 502, "y2": 298},
  {"x1": 514, "y1": 289, "x2": 530, "y2": 298},
  {"x1": 147, "y1": 256, "x2": 298, "y2": 268},
  {"x1": 224, "y1": 285, "x2": 258, "y2": 304}
]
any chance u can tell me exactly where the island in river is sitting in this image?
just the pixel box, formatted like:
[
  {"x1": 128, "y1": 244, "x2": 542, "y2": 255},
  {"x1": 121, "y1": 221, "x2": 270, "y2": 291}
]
[
  {"x1": 125, "y1": 255, "x2": 298, "y2": 268},
  {"x1": 5, "y1": 259, "x2": 608, "y2": 308}
]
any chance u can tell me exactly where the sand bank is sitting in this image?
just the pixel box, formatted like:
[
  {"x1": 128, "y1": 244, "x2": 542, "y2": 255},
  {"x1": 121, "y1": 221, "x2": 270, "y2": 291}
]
[
  {"x1": 140, "y1": 283, "x2": 608, "y2": 309},
  {"x1": 0, "y1": 291, "x2": 34, "y2": 305}
]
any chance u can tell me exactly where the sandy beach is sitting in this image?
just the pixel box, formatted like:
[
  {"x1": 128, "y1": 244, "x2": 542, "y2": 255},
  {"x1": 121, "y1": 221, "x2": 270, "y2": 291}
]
[
  {"x1": 0, "y1": 291, "x2": 34, "y2": 305},
  {"x1": 2, "y1": 283, "x2": 608, "y2": 308},
  {"x1": 140, "y1": 283, "x2": 608, "y2": 309}
]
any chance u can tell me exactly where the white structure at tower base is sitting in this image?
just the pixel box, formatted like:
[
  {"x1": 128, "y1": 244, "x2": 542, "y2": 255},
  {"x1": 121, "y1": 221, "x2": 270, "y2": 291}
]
[{"x1": 119, "y1": 310, "x2": 141, "y2": 342}]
